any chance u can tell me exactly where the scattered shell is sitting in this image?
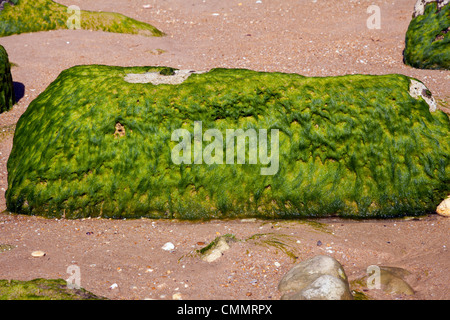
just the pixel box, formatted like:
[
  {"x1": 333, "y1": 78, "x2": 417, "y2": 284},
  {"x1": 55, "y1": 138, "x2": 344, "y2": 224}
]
[
  {"x1": 109, "y1": 283, "x2": 118, "y2": 289},
  {"x1": 31, "y1": 250, "x2": 46, "y2": 257},
  {"x1": 162, "y1": 242, "x2": 175, "y2": 251}
]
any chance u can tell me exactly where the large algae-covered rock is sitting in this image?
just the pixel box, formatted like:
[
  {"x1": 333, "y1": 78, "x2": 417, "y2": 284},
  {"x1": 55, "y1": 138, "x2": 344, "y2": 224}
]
[
  {"x1": 404, "y1": 0, "x2": 450, "y2": 70},
  {"x1": 0, "y1": 44, "x2": 14, "y2": 113},
  {"x1": 0, "y1": 0, "x2": 163, "y2": 37},
  {"x1": 6, "y1": 66, "x2": 450, "y2": 219}
]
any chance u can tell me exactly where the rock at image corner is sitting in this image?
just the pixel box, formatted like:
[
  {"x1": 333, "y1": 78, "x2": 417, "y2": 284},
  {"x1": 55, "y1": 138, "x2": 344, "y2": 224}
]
[
  {"x1": 0, "y1": 44, "x2": 14, "y2": 113},
  {"x1": 404, "y1": 0, "x2": 450, "y2": 70},
  {"x1": 5, "y1": 66, "x2": 450, "y2": 219}
]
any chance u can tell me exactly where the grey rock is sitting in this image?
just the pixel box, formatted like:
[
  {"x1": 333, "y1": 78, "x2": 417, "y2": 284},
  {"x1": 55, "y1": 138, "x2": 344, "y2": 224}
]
[
  {"x1": 278, "y1": 255, "x2": 352, "y2": 300},
  {"x1": 282, "y1": 275, "x2": 353, "y2": 300}
]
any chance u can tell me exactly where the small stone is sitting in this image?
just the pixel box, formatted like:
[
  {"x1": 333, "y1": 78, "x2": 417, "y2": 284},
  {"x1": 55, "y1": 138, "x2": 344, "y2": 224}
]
[
  {"x1": 200, "y1": 235, "x2": 234, "y2": 263},
  {"x1": 31, "y1": 250, "x2": 46, "y2": 257},
  {"x1": 317, "y1": 240, "x2": 322, "y2": 246},
  {"x1": 203, "y1": 248, "x2": 224, "y2": 263}
]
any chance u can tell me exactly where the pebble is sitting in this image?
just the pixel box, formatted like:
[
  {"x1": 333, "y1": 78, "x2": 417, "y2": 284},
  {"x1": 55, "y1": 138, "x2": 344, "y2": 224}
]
[{"x1": 172, "y1": 293, "x2": 183, "y2": 300}]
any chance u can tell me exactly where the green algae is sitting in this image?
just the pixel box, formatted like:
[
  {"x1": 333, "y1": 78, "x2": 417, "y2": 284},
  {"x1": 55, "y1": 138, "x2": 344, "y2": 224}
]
[
  {"x1": 404, "y1": 1, "x2": 450, "y2": 70},
  {"x1": 0, "y1": 278, "x2": 105, "y2": 300},
  {"x1": 0, "y1": 45, "x2": 14, "y2": 113},
  {"x1": 269, "y1": 219, "x2": 332, "y2": 234},
  {"x1": 6, "y1": 66, "x2": 450, "y2": 219},
  {"x1": 0, "y1": 0, "x2": 164, "y2": 37},
  {"x1": 246, "y1": 233, "x2": 299, "y2": 261}
]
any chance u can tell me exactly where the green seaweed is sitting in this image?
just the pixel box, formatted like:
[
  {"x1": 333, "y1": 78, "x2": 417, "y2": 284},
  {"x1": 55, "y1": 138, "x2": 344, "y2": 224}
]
[
  {"x1": 6, "y1": 66, "x2": 450, "y2": 219},
  {"x1": 0, "y1": 44, "x2": 15, "y2": 113},
  {"x1": 0, "y1": 0, "x2": 164, "y2": 37},
  {"x1": 246, "y1": 233, "x2": 299, "y2": 261},
  {"x1": 270, "y1": 219, "x2": 332, "y2": 234},
  {"x1": 404, "y1": 2, "x2": 450, "y2": 70},
  {"x1": 0, "y1": 278, "x2": 105, "y2": 300},
  {"x1": 351, "y1": 290, "x2": 371, "y2": 300}
]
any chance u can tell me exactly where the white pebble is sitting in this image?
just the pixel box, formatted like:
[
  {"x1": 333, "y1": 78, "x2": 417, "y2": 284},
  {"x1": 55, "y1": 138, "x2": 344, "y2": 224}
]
[
  {"x1": 109, "y1": 283, "x2": 118, "y2": 289},
  {"x1": 162, "y1": 242, "x2": 175, "y2": 251}
]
